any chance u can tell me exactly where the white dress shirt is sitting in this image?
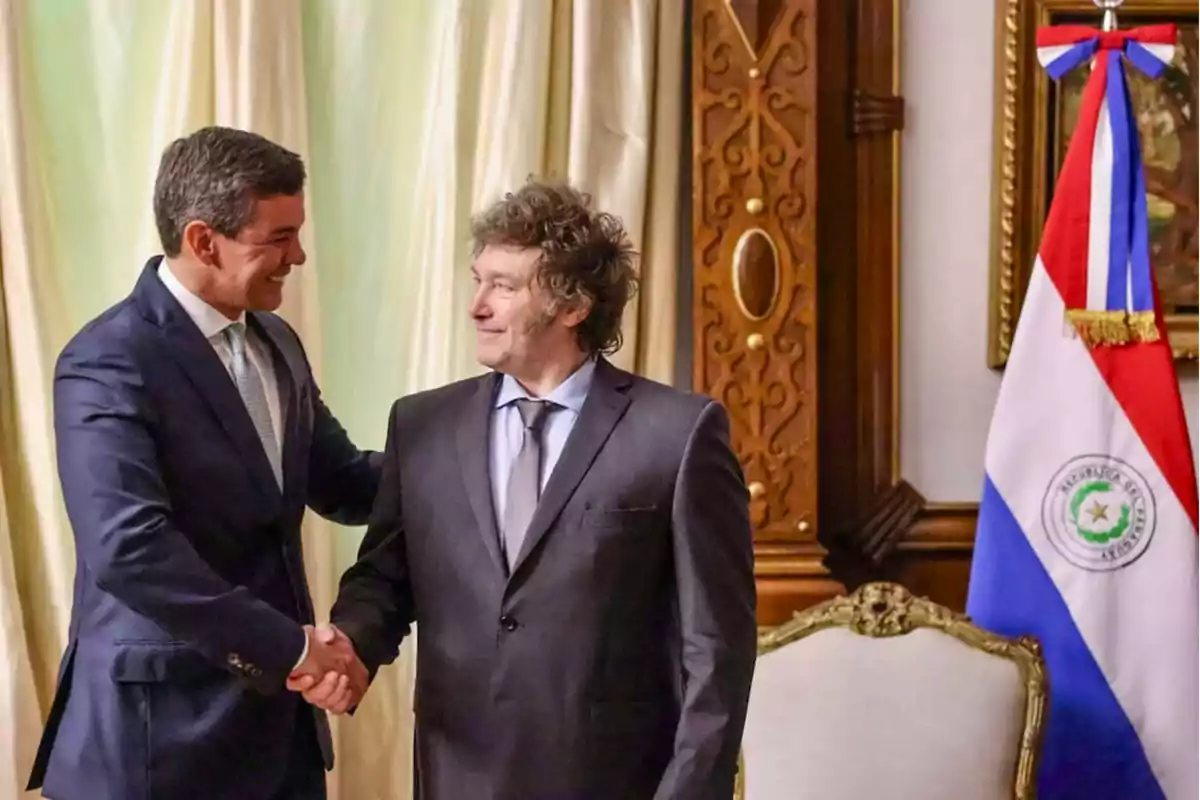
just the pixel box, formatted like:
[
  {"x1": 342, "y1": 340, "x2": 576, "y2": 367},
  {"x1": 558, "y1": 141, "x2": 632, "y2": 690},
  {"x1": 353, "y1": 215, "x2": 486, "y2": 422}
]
[
  {"x1": 489, "y1": 357, "x2": 597, "y2": 524},
  {"x1": 157, "y1": 261, "x2": 283, "y2": 445}
]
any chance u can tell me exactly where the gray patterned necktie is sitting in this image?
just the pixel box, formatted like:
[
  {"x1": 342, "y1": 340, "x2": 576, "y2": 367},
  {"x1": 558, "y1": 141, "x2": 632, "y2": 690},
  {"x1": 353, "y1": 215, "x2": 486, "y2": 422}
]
[
  {"x1": 224, "y1": 322, "x2": 282, "y2": 488},
  {"x1": 502, "y1": 399, "x2": 555, "y2": 570}
]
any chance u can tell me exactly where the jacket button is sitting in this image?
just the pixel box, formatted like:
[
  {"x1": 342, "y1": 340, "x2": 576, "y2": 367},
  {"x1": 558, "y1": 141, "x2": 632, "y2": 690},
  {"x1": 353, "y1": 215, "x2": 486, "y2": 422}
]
[{"x1": 499, "y1": 615, "x2": 518, "y2": 632}]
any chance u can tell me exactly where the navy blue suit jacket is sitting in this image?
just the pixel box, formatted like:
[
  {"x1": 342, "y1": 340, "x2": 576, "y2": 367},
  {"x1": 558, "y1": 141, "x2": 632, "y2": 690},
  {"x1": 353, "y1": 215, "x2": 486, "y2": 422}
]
[{"x1": 28, "y1": 258, "x2": 381, "y2": 799}]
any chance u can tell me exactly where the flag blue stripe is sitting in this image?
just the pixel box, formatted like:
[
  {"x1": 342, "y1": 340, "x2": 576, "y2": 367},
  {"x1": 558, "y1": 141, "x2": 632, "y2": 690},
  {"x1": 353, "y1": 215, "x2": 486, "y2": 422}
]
[
  {"x1": 1123, "y1": 60, "x2": 1156, "y2": 313},
  {"x1": 1105, "y1": 50, "x2": 1132, "y2": 312},
  {"x1": 966, "y1": 477, "x2": 1164, "y2": 800},
  {"x1": 1046, "y1": 39, "x2": 1098, "y2": 80},
  {"x1": 1125, "y1": 41, "x2": 1169, "y2": 79}
]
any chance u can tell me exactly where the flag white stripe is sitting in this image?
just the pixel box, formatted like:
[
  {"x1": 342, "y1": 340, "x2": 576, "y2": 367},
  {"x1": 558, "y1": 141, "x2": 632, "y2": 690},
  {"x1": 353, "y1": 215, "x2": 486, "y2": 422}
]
[
  {"x1": 1037, "y1": 44, "x2": 1075, "y2": 67},
  {"x1": 1141, "y1": 43, "x2": 1174, "y2": 64},
  {"x1": 1087, "y1": 97, "x2": 1113, "y2": 311}
]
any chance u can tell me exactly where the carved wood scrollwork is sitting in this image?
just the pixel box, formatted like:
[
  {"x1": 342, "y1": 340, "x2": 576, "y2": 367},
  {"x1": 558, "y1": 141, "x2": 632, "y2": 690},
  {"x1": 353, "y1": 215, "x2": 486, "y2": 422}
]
[
  {"x1": 693, "y1": 0, "x2": 818, "y2": 544},
  {"x1": 693, "y1": 1, "x2": 972, "y2": 622}
]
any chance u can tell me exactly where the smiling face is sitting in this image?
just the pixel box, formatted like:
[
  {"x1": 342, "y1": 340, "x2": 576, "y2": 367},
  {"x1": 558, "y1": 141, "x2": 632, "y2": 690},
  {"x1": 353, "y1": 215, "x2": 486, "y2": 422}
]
[
  {"x1": 182, "y1": 193, "x2": 306, "y2": 317},
  {"x1": 469, "y1": 243, "x2": 588, "y2": 377}
]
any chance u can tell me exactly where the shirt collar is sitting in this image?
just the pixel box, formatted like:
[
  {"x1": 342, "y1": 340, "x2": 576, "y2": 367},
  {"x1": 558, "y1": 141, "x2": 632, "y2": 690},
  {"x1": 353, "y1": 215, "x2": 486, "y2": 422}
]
[
  {"x1": 494, "y1": 356, "x2": 597, "y2": 414},
  {"x1": 157, "y1": 258, "x2": 245, "y2": 340}
]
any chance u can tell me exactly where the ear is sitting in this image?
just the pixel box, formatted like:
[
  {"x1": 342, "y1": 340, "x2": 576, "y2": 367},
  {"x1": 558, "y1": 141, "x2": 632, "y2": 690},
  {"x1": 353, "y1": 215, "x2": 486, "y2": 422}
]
[
  {"x1": 559, "y1": 295, "x2": 593, "y2": 330},
  {"x1": 181, "y1": 221, "x2": 219, "y2": 267}
]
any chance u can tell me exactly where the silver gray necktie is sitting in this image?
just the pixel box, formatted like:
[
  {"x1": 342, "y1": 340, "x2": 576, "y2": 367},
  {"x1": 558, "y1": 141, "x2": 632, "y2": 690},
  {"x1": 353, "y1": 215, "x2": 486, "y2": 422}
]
[
  {"x1": 502, "y1": 399, "x2": 554, "y2": 570},
  {"x1": 224, "y1": 322, "x2": 282, "y2": 488}
]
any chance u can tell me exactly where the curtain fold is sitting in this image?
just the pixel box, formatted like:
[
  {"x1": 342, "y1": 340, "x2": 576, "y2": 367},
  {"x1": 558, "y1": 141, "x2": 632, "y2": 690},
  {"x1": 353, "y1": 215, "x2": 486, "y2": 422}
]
[
  {"x1": 0, "y1": 2, "x2": 682, "y2": 798},
  {"x1": 0, "y1": 255, "x2": 44, "y2": 799},
  {"x1": 0, "y1": 0, "x2": 84, "y2": 718}
]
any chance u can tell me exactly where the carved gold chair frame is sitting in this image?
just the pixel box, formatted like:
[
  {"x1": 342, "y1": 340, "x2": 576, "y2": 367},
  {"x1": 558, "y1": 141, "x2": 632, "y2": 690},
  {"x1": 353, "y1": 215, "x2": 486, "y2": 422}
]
[{"x1": 735, "y1": 582, "x2": 1048, "y2": 800}]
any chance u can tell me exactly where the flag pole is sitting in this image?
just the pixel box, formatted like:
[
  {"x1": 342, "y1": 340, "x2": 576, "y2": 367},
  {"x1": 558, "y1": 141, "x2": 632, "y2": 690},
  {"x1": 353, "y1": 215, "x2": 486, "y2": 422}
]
[{"x1": 1094, "y1": 0, "x2": 1122, "y2": 32}]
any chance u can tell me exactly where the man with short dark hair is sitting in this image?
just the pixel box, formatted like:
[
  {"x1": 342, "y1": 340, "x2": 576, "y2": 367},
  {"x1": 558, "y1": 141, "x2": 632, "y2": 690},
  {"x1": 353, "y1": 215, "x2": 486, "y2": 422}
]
[
  {"x1": 295, "y1": 181, "x2": 758, "y2": 799},
  {"x1": 27, "y1": 126, "x2": 376, "y2": 800}
]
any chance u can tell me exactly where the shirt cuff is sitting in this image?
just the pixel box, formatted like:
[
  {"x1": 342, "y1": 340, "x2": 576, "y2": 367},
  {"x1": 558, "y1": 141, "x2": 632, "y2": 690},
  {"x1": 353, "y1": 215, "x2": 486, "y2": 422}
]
[{"x1": 293, "y1": 629, "x2": 309, "y2": 670}]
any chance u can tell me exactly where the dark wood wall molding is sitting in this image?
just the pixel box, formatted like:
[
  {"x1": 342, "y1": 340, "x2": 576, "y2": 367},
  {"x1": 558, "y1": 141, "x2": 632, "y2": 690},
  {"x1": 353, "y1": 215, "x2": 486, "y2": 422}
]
[{"x1": 692, "y1": 0, "x2": 978, "y2": 625}]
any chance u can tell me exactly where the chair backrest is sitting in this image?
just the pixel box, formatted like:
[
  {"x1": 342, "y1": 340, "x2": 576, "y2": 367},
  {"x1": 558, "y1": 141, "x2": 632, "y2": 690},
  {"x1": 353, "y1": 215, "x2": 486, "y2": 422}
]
[{"x1": 738, "y1": 582, "x2": 1046, "y2": 800}]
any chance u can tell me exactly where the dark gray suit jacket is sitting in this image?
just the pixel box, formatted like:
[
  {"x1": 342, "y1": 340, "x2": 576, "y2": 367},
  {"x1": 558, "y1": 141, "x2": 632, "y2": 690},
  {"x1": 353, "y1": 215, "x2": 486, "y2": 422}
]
[{"x1": 332, "y1": 358, "x2": 757, "y2": 799}]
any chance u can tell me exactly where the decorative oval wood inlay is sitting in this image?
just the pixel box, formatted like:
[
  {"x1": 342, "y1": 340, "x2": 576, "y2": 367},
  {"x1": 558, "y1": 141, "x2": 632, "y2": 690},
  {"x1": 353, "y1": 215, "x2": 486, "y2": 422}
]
[{"x1": 732, "y1": 228, "x2": 780, "y2": 321}]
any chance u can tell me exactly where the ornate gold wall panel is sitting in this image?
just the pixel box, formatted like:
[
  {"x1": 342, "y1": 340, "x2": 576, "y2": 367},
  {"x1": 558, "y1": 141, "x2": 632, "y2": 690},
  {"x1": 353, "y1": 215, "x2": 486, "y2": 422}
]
[
  {"x1": 692, "y1": 1, "x2": 976, "y2": 623},
  {"x1": 692, "y1": 0, "x2": 819, "y2": 545}
]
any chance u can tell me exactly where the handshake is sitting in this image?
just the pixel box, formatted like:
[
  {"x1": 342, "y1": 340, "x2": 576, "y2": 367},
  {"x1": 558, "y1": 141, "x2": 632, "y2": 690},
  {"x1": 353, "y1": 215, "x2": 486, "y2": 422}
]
[{"x1": 286, "y1": 623, "x2": 369, "y2": 715}]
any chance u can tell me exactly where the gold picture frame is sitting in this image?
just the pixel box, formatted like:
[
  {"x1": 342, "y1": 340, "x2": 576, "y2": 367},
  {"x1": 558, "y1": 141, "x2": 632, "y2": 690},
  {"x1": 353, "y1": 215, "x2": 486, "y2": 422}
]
[{"x1": 988, "y1": 0, "x2": 1198, "y2": 367}]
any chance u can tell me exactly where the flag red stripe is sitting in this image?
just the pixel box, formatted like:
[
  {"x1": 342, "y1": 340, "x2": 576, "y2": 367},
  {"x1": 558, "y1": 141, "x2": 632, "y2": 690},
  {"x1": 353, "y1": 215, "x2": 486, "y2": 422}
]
[
  {"x1": 1125, "y1": 24, "x2": 1177, "y2": 44},
  {"x1": 1037, "y1": 26, "x2": 1101, "y2": 47},
  {"x1": 1090, "y1": 342, "x2": 1200, "y2": 532},
  {"x1": 1040, "y1": 55, "x2": 1108, "y2": 308},
  {"x1": 1036, "y1": 24, "x2": 1176, "y2": 47}
]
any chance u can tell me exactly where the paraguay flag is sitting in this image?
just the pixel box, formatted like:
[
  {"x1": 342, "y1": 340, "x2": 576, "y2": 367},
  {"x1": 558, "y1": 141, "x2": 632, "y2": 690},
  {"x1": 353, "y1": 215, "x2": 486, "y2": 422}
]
[{"x1": 966, "y1": 24, "x2": 1198, "y2": 799}]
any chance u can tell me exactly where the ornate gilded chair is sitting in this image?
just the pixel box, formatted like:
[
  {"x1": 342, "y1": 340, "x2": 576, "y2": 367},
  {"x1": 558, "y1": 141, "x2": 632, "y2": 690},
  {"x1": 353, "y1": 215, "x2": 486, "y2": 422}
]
[{"x1": 737, "y1": 582, "x2": 1046, "y2": 800}]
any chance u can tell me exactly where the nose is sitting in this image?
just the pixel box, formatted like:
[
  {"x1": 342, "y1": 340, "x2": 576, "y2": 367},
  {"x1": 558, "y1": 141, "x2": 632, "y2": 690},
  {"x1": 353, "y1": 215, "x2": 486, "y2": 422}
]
[
  {"x1": 469, "y1": 286, "x2": 490, "y2": 320},
  {"x1": 290, "y1": 238, "x2": 307, "y2": 266}
]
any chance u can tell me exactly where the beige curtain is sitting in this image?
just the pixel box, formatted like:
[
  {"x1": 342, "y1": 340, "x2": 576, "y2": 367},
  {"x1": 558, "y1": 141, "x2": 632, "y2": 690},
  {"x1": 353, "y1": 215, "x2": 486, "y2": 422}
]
[
  {"x1": 452, "y1": 0, "x2": 682, "y2": 382},
  {"x1": 0, "y1": 0, "x2": 77, "y2": 729},
  {"x1": 0, "y1": 256, "x2": 43, "y2": 797},
  {"x1": 0, "y1": 1, "x2": 682, "y2": 798}
]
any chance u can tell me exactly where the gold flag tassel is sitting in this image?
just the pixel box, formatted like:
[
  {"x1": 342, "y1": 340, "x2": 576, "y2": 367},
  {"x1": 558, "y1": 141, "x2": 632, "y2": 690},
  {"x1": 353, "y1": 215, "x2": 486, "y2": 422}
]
[{"x1": 1065, "y1": 308, "x2": 1161, "y2": 347}]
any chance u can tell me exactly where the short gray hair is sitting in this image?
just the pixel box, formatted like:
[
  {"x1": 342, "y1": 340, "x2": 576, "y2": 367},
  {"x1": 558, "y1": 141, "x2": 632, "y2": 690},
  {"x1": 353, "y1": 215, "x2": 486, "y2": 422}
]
[{"x1": 153, "y1": 126, "x2": 306, "y2": 257}]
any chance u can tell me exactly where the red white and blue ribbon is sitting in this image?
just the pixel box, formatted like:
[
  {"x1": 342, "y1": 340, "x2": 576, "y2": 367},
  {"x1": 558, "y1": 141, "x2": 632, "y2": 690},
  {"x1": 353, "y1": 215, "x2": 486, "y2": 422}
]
[{"x1": 1036, "y1": 24, "x2": 1175, "y2": 346}]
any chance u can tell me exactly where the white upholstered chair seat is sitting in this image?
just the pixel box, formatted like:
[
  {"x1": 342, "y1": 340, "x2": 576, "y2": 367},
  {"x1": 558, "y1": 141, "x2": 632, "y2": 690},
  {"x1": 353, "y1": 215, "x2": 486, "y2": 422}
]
[{"x1": 738, "y1": 582, "x2": 1046, "y2": 800}]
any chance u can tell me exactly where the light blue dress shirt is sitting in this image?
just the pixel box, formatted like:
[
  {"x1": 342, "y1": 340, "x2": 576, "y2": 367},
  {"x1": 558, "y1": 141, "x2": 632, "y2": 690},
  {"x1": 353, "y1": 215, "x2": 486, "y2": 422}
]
[{"x1": 489, "y1": 357, "x2": 597, "y2": 525}]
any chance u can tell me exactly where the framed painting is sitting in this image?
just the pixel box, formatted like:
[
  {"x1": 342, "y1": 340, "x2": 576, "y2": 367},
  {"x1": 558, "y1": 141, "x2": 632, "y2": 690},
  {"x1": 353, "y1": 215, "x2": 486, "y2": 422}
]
[{"x1": 988, "y1": 0, "x2": 1198, "y2": 367}]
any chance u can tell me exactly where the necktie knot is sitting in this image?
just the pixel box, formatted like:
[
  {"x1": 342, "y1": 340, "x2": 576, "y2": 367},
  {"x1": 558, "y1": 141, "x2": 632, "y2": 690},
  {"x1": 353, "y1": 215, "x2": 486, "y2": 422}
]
[
  {"x1": 514, "y1": 398, "x2": 554, "y2": 433},
  {"x1": 224, "y1": 321, "x2": 248, "y2": 356}
]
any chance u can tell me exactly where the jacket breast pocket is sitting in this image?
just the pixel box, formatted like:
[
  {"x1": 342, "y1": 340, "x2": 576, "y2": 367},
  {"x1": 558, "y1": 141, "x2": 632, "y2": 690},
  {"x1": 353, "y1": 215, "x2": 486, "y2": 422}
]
[
  {"x1": 582, "y1": 505, "x2": 661, "y2": 531},
  {"x1": 582, "y1": 506, "x2": 666, "y2": 567}
]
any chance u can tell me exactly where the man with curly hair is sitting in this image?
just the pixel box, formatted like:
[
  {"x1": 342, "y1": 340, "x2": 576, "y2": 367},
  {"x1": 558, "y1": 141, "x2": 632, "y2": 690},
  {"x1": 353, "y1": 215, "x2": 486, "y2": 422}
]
[{"x1": 294, "y1": 181, "x2": 757, "y2": 799}]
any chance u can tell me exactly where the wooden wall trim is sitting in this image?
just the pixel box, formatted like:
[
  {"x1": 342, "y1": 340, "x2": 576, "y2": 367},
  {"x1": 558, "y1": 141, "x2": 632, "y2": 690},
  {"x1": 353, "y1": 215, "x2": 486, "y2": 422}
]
[
  {"x1": 691, "y1": 0, "x2": 820, "y2": 546},
  {"x1": 690, "y1": 1, "x2": 979, "y2": 622},
  {"x1": 903, "y1": 503, "x2": 980, "y2": 553}
]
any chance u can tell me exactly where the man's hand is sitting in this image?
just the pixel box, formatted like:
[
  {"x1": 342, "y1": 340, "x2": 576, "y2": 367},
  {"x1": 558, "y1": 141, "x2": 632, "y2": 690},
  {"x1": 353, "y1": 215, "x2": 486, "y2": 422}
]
[{"x1": 286, "y1": 623, "x2": 368, "y2": 715}]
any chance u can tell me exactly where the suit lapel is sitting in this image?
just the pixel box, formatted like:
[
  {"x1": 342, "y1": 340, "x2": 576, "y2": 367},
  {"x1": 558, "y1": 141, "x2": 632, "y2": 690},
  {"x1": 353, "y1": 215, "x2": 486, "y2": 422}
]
[
  {"x1": 157, "y1": 315, "x2": 283, "y2": 509},
  {"x1": 250, "y1": 316, "x2": 307, "y2": 503},
  {"x1": 457, "y1": 373, "x2": 507, "y2": 575},
  {"x1": 508, "y1": 359, "x2": 631, "y2": 577},
  {"x1": 134, "y1": 260, "x2": 281, "y2": 510},
  {"x1": 249, "y1": 313, "x2": 302, "y2": 499}
]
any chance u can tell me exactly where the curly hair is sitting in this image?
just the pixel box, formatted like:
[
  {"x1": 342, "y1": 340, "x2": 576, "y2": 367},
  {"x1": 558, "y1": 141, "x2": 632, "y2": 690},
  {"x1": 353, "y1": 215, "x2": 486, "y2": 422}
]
[{"x1": 470, "y1": 180, "x2": 639, "y2": 356}]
